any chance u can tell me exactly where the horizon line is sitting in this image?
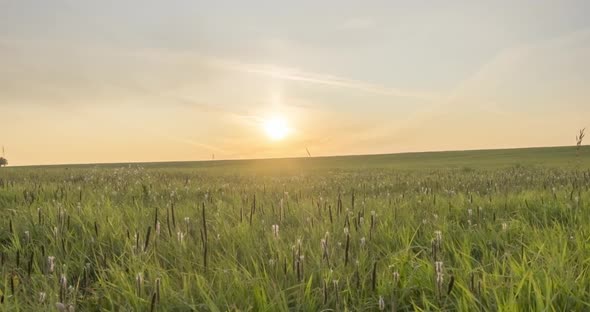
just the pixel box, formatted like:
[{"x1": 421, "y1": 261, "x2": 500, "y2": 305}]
[{"x1": 5, "y1": 144, "x2": 583, "y2": 168}]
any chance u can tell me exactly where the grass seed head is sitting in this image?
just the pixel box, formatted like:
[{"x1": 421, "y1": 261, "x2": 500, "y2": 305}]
[{"x1": 48, "y1": 256, "x2": 55, "y2": 273}]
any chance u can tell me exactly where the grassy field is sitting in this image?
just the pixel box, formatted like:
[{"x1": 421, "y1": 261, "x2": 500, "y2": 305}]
[{"x1": 1, "y1": 146, "x2": 590, "y2": 311}]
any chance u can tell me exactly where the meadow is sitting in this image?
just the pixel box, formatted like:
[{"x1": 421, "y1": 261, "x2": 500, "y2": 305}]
[{"x1": 1, "y1": 146, "x2": 590, "y2": 311}]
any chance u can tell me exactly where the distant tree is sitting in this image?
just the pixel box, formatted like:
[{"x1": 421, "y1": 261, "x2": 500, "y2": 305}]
[
  {"x1": 576, "y1": 128, "x2": 586, "y2": 156},
  {"x1": 0, "y1": 157, "x2": 7, "y2": 167}
]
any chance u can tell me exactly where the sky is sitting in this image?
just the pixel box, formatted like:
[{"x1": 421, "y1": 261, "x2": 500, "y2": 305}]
[{"x1": 1, "y1": 0, "x2": 589, "y2": 166}]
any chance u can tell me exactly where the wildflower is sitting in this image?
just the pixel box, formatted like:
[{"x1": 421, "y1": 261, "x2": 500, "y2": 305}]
[
  {"x1": 435, "y1": 261, "x2": 443, "y2": 274},
  {"x1": 434, "y1": 231, "x2": 442, "y2": 242},
  {"x1": 320, "y1": 238, "x2": 327, "y2": 252},
  {"x1": 434, "y1": 230, "x2": 442, "y2": 245},
  {"x1": 378, "y1": 296, "x2": 385, "y2": 311},
  {"x1": 468, "y1": 208, "x2": 473, "y2": 216},
  {"x1": 360, "y1": 237, "x2": 366, "y2": 247},
  {"x1": 436, "y1": 272, "x2": 444, "y2": 288},
  {"x1": 60, "y1": 273, "x2": 67, "y2": 290},
  {"x1": 57, "y1": 303, "x2": 75, "y2": 312},
  {"x1": 393, "y1": 271, "x2": 400, "y2": 284},
  {"x1": 136, "y1": 273, "x2": 143, "y2": 294},
  {"x1": 502, "y1": 222, "x2": 508, "y2": 231},
  {"x1": 48, "y1": 256, "x2": 56, "y2": 273},
  {"x1": 39, "y1": 292, "x2": 47, "y2": 303}
]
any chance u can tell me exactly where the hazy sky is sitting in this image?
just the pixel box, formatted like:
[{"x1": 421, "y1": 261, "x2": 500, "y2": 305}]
[{"x1": 1, "y1": 1, "x2": 589, "y2": 165}]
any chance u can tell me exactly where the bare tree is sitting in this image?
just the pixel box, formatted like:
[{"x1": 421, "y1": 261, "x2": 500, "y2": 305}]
[{"x1": 576, "y1": 128, "x2": 586, "y2": 156}]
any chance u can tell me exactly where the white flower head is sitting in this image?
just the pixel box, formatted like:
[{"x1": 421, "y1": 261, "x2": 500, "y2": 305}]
[
  {"x1": 378, "y1": 296, "x2": 385, "y2": 310},
  {"x1": 435, "y1": 261, "x2": 443, "y2": 274},
  {"x1": 393, "y1": 271, "x2": 400, "y2": 284},
  {"x1": 48, "y1": 256, "x2": 56, "y2": 273},
  {"x1": 321, "y1": 238, "x2": 327, "y2": 251},
  {"x1": 434, "y1": 230, "x2": 442, "y2": 244},
  {"x1": 60, "y1": 273, "x2": 67, "y2": 289},
  {"x1": 436, "y1": 272, "x2": 444, "y2": 285}
]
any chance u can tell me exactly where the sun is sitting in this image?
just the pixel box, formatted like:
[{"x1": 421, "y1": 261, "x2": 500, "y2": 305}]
[{"x1": 263, "y1": 116, "x2": 290, "y2": 141}]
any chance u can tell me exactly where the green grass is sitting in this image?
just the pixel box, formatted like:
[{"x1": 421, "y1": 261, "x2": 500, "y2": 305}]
[{"x1": 0, "y1": 145, "x2": 589, "y2": 311}]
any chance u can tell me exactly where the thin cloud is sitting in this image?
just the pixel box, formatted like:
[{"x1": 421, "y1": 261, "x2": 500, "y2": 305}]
[
  {"x1": 208, "y1": 59, "x2": 438, "y2": 101},
  {"x1": 339, "y1": 17, "x2": 377, "y2": 30}
]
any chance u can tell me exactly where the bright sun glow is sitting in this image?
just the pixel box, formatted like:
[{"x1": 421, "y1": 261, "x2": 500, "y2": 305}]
[{"x1": 263, "y1": 116, "x2": 290, "y2": 141}]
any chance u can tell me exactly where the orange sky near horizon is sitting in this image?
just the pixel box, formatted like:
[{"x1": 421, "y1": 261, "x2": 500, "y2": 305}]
[{"x1": 1, "y1": 1, "x2": 589, "y2": 166}]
